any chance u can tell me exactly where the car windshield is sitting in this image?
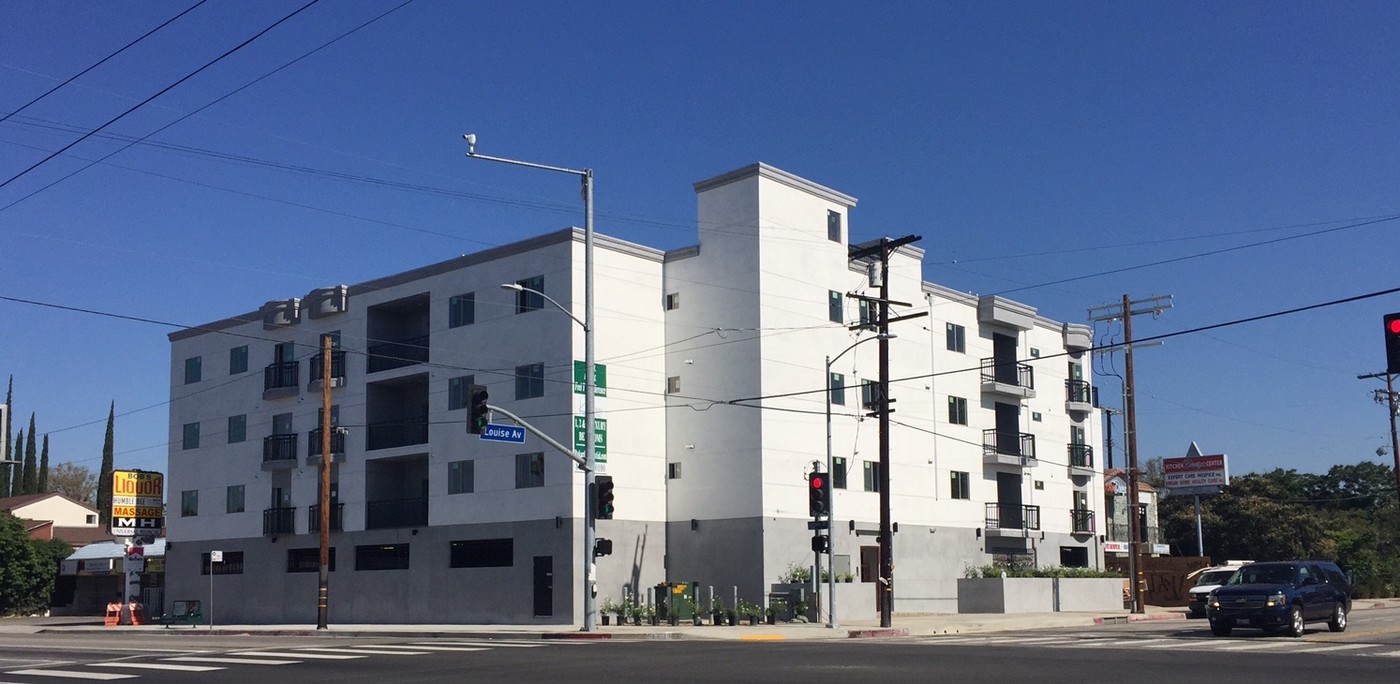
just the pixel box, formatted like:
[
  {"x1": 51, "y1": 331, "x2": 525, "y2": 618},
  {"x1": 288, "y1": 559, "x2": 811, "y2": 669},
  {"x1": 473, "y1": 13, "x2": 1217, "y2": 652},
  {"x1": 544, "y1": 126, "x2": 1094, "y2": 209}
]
[
  {"x1": 1229, "y1": 565, "x2": 1295, "y2": 585},
  {"x1": 1196, "y1": 570, "x2": 1236, "y2": 586}
]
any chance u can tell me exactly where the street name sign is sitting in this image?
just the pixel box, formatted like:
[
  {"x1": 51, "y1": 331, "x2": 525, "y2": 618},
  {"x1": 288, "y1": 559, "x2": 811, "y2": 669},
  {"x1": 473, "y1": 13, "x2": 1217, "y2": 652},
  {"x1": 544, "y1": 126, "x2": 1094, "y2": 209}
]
[{"x1": 479, "y1": 423, "x2": 527, "y2": 444}]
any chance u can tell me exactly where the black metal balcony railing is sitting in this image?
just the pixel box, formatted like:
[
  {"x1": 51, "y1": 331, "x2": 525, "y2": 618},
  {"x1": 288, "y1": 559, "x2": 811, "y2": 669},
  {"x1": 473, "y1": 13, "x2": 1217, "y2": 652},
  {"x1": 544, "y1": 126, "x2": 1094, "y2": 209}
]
[
  {"x1": 1068, "y1": 443, "x2": 1094, "y2": 469},
  {"x1": 308, "y1": 503, "x2": 344, "y2": 532},
  {"x1": 263, "y1": 506, "x2": 296, "y2": 535},
  {"x1": 985, "y1": 503, "x2": 1041, "y2": 531},
  {"x1": 982, "y1": 429, "x2": 1037, "y2": 460},
  {"x1": 1066, "y1": 379, "x2": 1093, "y2": 404},
  {"x1": 366, "y1": 336, "x2": 429, "y2": 373},
  {"x1": 262, "y1": 433, "x2": 299, "y2": 463},
  {"x1": 307, "y1": 428, "x2": 346, "y2": 457},
  {"x1": 264, "y1": 361, "x2": 299, "y2": 392},
  {"x1": 1108, "y1": 523, "x2": 1160, "y2": 545},
  {"x1": 365, "y1": 420, "x2": 429, "y2": 451},
  {"x1": 980, "y1": 358, "x2": 1034, "y2": 390},
  {"x1": 365, "y1": 497, "x2": 428, "y2": 529},
  {"x1": 308, "y1": 350, "x2": 346, "y2": 383},
  {"x1": 1071, "y1": 509, "x2": 1095, "y2": 534}
]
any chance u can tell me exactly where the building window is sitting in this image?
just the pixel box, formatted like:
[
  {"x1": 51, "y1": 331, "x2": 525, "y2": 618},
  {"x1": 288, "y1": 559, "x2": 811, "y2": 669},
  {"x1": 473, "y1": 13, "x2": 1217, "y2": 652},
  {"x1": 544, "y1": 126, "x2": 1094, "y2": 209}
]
[
  {"x1": 182, "y1": 422, "x2": 200, "y2": 450},
  {"x1": 184, "y1": 356, "x2": 201, "y2": 384},
  {"x1": 227, "y1": 414, "x2": 246, "y2": 444},
  {"x1": 947, "y1": 396, "x2": 968, "y2": 426},
  {"x1": 833, "y1": 457, "x2": 847, "y2": 489},
  {"x1": 355, "y1": 544, "x2": 410, "y2": 571},
  {"x1": 861, "y1": 380, "x2": 877, "y2": 410},
  {"x1": 515, "y1": 276, "x2": 544, "y2": 313},
  {"x1": 287, "y1": 547, "x2": 335, "y2": 573},
  {"x1": 665, "y1": 293, "x2": 680, "y2": 310},
  {"x1": 1035, "y1": 480, "x2": 1045, "y2": 490},
  {"x1": 858, "y1": 300, "x2": 873, "y2": 328},
  {"x1": 86, "y1": 514, "x2": 97, "y2": 524},
  {"x1": 226, "y1": 485, "x2": 244, "y2": 514},
  {"x1": 201, "y1": 551, "x2": 243, "y2": 575},
  {"x1": 515, "y1": 452, "x2": 545, "y2": 489},
  {"x1": 450, "y1": 539, "x2": 513, "y2": 568},
  {"x1": 515, "y1": 363, "x2": 544, "y2": 399},
  {"x1": 448, "y1": 460, "x2": 474, "y2": 495},
  {"x1": 950, "y1": 471, "x2": 970, "y2": 500},
  {"x1": 830, "y1": 373, "x2": 846, "y2": 406},
  {"x1": 828, "y1": 290, "x2": 843, "y2": 323},
  {"x1": 827, "y1": 209, "x2": 842, "y2": 242},
  {"x1": 181, "y1": 490, "x2": 198, "y2": 517},
  {"x1": 1032, "y1": 412, "x2": 1043, "y2": 422},
  {"x1": 863, "y1": 461, "x2": 880, "y2": 492},
  {"x1": 1030, "y1": 348, "x2": 1041, "y2": 358},
  {"x1": 229, "y1": 345, "x2": 248, "y2": 374},
  {"x1": 448, "y1": 375, "x2": 474, "y2": 410},
  {"x1": 668, "y1": 463, "x2": 682, "y2": 479},
  {"x1": 449, "y1": 292, "x2": 475, "y2": 328},
  {"x1": 667, "y1": 376, "x2": 680, "y2": 394},
  {"x1": 946, "y1": 323, "x2": 965, "y2": 353}
]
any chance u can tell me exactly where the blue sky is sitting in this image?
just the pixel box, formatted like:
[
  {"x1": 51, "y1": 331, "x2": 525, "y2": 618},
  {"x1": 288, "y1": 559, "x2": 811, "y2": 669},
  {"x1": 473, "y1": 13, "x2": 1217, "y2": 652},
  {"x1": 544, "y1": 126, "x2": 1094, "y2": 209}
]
[{"x1": 2, "y1": 1, "x2": 1397, "y2": 483}]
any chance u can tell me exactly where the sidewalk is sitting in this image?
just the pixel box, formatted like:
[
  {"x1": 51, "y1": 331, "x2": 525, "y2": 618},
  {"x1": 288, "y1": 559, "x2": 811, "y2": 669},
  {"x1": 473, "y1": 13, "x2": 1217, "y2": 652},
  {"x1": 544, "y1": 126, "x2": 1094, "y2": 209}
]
[{"x1": 9, "y1": 601, "x2": 1395, "y2": 641}]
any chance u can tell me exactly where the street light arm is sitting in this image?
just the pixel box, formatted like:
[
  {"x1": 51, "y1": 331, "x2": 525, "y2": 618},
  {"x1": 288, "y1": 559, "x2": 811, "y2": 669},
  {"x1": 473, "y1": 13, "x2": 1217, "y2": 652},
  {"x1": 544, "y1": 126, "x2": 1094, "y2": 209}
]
[
  {"x1": 501, "y1": 284, "x2": 587, "y2": 331},
  {"x1": 827, "y1": 333, "x2": 892, "y2": 370},
  {"x1": 464, "y1": 136, "x2": 587, "y2": 177}
]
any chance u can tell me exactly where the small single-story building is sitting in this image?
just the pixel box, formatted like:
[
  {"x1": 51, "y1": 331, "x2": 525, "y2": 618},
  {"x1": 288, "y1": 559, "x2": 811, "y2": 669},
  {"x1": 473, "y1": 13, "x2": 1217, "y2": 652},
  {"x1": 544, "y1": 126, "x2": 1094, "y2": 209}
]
[{"x1": 55, "y1": 538, "x2": 166, "y2": 616}]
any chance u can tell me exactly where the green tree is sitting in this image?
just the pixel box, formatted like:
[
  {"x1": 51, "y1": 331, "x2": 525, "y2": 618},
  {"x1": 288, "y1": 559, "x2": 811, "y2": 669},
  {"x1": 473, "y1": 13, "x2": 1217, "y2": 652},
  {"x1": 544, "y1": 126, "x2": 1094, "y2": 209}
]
[
  {"x1": 20, "y1": 415, "x2": 36, "y2": 495},
  {"x1": 37, "y1": 435, "x2": 48, "y2": 493},
  {"x1": 96, "y1": 402, "x2": 114, "y2": 525},
  {"x1": 0, "y1": 511, "x2": 70, "y2": 615},
  {"x1": 10, "y1": 432, "x2": 22, "y2": 496},
  {"x1": 47, "y1": 462, "x2": 97, "y2": 504}
]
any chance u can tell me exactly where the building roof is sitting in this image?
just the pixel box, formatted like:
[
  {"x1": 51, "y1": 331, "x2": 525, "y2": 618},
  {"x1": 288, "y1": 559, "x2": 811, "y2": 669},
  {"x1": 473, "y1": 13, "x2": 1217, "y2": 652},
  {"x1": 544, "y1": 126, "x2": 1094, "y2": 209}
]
[
  {"x1": 65, "y1": 538, "x2": 166, "y2": 562},
  {"x1": 0, "y1": 492, "x2": 99, "y2": 514},
  {"x1": 53, "y1": 526, "x2": 115, "y2": 548},
  {"x1": 1104, "y1": 468, "x2": 1158, "y2": 493}
]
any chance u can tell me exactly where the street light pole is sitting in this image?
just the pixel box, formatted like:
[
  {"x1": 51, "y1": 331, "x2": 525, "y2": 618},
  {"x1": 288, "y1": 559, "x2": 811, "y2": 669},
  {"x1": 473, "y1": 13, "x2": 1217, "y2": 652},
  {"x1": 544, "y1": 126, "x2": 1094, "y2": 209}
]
[
  {"x1": 468, "y1": 134, "x2": 598, "y2": 632},
  {"x1": 824, "y1": 334, "x2": 889, "y2": 629}
]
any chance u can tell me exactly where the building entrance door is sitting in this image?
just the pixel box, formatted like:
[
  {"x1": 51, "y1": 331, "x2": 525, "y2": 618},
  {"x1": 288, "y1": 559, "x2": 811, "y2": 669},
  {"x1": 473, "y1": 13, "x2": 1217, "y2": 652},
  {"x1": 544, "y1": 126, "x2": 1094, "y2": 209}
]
[{"x1": 533, "y1": 556, "x2": 553, "y2": 617}]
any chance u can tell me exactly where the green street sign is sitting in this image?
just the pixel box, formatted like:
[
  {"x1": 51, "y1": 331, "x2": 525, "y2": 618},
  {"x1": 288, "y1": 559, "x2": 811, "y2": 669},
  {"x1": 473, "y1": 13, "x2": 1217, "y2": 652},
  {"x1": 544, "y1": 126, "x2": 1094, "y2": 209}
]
[
  {"x1": 573, "y1": 415, "x2": 607, "y2": 461},
  {"x1": 572, "y1": 360, "x2": 607, "y2": 397}
]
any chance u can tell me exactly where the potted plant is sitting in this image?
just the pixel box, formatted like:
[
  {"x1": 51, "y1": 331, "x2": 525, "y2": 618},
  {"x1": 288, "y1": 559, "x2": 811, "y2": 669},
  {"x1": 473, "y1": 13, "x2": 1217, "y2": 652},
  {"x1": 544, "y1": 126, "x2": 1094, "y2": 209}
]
[
  {"x1": 710, "y1": 598, "x2": 726, "y2": 625},
  {"x1": 687, "y1": 598, "x2": 704, "y2": 626},
  {"x1": 600, "y1": 597, "x2": 616, "y2": 626},
  {"x1": 736, "y1": 599, "x2": 761, "y2": 625},
  {"x1": 622, "y1": 596, "x2": 640, "y2": 625},
  {"x1": 668, "y1": 599, "x2": 680, "y2": 626}
]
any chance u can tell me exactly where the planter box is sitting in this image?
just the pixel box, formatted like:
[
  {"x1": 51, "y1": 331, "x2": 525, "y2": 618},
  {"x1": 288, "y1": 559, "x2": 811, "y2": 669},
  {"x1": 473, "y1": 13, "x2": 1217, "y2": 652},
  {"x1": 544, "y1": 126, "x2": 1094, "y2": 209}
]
[{"x1": 957, "y1": 577, "x2": 1123, "y2": 613}]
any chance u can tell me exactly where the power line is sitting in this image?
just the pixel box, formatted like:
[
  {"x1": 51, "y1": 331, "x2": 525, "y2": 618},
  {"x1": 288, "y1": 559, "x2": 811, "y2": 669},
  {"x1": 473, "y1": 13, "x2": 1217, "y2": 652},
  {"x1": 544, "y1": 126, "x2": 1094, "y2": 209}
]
[
  {"x1": 0, "y1": 1, "x2": 209, "y2": 126},
  {"x1": 0, "y1": 0, "x2": 321, "y2": 191}
]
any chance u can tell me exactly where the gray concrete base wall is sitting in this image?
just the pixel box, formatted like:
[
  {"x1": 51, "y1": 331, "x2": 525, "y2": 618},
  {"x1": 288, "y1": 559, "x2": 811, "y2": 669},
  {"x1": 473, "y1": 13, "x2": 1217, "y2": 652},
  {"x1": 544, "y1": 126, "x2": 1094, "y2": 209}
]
[
  {"x1": 957, "y1": 578, "x2": 1056, "y2": 613},
  {"x1": 1054, "y1": 577, "x2": 1124, "y2": 611}
]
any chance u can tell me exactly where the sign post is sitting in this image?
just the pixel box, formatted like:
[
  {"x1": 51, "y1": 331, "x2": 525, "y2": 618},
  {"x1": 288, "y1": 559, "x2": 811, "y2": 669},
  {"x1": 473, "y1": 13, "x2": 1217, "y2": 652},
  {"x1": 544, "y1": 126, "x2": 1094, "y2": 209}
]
[
  {"x1": 209, "y1": 550, "x2": 221, "y2": 629},
  {"x1": 1163, "y1": 444, "x2": 1229, "y2": 557}
]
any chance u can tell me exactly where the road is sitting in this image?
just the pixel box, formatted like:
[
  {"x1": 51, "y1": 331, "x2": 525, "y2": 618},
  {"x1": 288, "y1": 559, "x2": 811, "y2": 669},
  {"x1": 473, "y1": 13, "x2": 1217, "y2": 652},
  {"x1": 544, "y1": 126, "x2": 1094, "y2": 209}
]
[{"x1": 1, "y1": 607, "x2": 1396, "y2": 683}]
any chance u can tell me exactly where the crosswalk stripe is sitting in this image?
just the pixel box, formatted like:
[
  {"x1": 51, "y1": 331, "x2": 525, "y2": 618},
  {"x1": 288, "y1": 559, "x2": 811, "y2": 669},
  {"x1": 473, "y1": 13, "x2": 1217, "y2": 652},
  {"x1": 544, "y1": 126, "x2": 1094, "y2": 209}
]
[
  {"x1": 295, "y1": 647, "x2": 430, "y2": 656},
  {"x1": 1371, "y1": 650, "x2": 1400, "y2": 657},
  {"x1": 349, "y1": 645, "x2": 487, "y2": 652},
  {"x1": 91, "y1": 662, "x2": 225, "y2": 672},
  {"x1": 164, "y1": 656, "x2": 298, "y2": 666},
  {"x1": 1290, "y1": 643, "x2": 1376, "y2": 654},
  {"x1": 8, "y1": 670, "x2": 136, "y2": 680},
  {"x1": 233, "y1": 651, "x2": 365, "y2": 660},
  {"x1": 1214, "y1": 641, "x2": 1295, "y2": 651},
  {"x1": 413, "y1": 640, "x2": 544, "y2": 648},
  {"x1": 1053, "y1": 639, "x2": 1143, "y2": 649}
]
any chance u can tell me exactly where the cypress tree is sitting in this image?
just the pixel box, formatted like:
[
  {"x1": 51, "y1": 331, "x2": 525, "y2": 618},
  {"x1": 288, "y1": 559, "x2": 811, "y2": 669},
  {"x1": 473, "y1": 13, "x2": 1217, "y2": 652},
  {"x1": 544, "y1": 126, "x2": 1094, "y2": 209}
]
[
  {"x1": 2, "y1": 375, "x2": 12, "y2": 498},
  {"x1": 96, "y1": 402, "x2": 115, "y2": 525},
  {"x1": 37, "y1": 435, "x2": 48, "y2": 493},
  {"x1": 21, "y1": 415, "x2": 36, "y2": 495},
  {"x1": 9, "y1": 433, "x2": 21, "y2": 496}
]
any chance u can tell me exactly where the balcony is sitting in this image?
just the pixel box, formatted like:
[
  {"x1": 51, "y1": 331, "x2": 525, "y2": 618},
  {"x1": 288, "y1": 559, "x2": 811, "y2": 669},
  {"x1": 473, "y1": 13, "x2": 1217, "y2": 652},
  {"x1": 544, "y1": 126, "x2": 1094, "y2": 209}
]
[
  {"x1": 263, "y1": 507, "x2": 296, "y2": 536},
  {"x1": 984, "y1": 503, "x2": 1041, "y2": 537},
  {"x1": 263, "y1": 360, "x2": 300, "y2": 399},
  {"x1": 367, "y1": 336, "x2": 429, "y2": 374},
  {"x1": 1065, "y1": 379, "x2": 1094, "y2": 414},
  {"x1": 307, "y1": 350, "x2": 347, "y2": 389},
  {"x1": 982, "y1": 429, "x2": 1037, "y2": 468},
  {"x1": 306, "y1": 427, "x2": 346, "y2": 465},
  {"x1": 1071, "y1": 509, "x2": 1095, "y2": 534},
  {"x1": 366, "y1": 497, "x2": 427, "y2": 530},
  {"x1": 1108, "y1": 523, "x2": 1160, "y2": 546},
  {"x1": 307, "y1": 503, "x2": 344, "y2": 532},
  {"x1": 366, "y1": 419, "x2": 428, "y2": 451},
  {"x1": 262, "y1": 434, "x2": 299, "y2": 471},
  {"x1": 1068, "y1": 443, "x2": 1095, "y2": 476},
  {"x1": 980, "y1": 358, "x2": 1035, "y2": 399}
]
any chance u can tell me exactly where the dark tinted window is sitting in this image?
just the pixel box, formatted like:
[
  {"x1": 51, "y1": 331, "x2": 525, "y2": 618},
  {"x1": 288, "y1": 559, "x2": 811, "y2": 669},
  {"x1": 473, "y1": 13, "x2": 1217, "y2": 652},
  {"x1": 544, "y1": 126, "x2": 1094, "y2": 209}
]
[{"x1": 450, "y1": 539, "x2": 513, "y2": 568}]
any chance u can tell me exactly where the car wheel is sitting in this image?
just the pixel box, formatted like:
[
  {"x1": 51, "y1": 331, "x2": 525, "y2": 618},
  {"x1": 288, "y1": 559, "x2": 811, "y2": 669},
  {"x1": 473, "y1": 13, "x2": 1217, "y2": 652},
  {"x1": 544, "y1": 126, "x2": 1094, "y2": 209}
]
[
  {"x1": 1210, "y1": 620, "x2": 1233, "y2": 637},
  {"x1": 1328, "y1": 603, "x2": 1347, "y2": 632},
  {"x1": 1287, "y1": 606, "x2": 1305, "y2": 637}
]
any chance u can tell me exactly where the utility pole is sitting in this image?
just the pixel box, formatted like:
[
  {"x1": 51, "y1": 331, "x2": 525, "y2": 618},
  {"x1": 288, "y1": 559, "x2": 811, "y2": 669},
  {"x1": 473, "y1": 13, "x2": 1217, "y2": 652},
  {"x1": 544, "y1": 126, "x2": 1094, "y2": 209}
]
[
  {"x1": 1357, "y1": 371, "x2": 1400, "y2": 507},
  {"x1": 848, "y1": 235, "x2": 923, "y2": 629},
  {"x1": 1089, "y1": 294, "x2": 1171, "y2": 614},
  {"x1": 317, "y1": 334, "x2": 332, "y2": 630}
]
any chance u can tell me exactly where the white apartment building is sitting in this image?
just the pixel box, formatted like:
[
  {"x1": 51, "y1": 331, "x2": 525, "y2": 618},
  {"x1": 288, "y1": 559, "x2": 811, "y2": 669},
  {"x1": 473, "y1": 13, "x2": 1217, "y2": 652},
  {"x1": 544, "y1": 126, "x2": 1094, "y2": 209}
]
[{"x1": 165, "y1": 163, "x2": 1103, "y2": 624}]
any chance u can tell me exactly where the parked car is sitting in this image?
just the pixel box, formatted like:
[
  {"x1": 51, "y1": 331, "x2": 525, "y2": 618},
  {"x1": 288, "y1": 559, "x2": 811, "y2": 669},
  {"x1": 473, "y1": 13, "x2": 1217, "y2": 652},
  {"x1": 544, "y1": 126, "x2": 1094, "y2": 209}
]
[
  {"x1": 1206, "y1": 560, "x2": 1351, "y2": 637},
  {"x1": 1186, "y1": 560, "x2": 1251, "y2": 618}
]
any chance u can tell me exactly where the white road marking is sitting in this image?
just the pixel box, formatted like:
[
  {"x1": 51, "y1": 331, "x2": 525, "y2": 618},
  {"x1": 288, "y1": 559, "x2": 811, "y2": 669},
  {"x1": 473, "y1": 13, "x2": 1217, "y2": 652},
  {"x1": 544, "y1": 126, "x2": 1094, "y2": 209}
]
[
  {"x1": 233, "y1": 651, "x2": 365, "y2": 660},
  {"x1": 350, "y1": 644, "x2": 487, "y2": 652},
  {"x1": 91, "y1": 662, "x2": 225, "y2": 672},
  {"x1": 1371, "y1": 649, "x2": 1400, "y2": 657},
  {"x1": 1290, "y1": 643, "x2": 1377, "y2": 654},
  {"x1": 413, "y1": 640, "x2": 545, "y2": 648},
  {"x1": 295, "y1": 647, "x2": 430, "y2": 656},
  {"x1": 1053, "y1": 639, "x2": 1146, "y2": 649},
  {"x1": 8, "y1": 670, "x2": 136, "y2": 680},
  {"x1": 1213, "y1": 641, "x2": 1296, "y2": 651},
  {"x1": 163, "y1": 656, "x2": 298, "y2": 665}
]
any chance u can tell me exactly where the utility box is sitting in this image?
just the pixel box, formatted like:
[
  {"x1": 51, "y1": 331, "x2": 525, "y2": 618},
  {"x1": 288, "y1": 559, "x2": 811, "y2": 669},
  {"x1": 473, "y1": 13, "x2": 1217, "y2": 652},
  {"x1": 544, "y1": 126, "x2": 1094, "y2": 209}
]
[{"x1": 657, "y1": 581, "x2": 698, "y2": 620}]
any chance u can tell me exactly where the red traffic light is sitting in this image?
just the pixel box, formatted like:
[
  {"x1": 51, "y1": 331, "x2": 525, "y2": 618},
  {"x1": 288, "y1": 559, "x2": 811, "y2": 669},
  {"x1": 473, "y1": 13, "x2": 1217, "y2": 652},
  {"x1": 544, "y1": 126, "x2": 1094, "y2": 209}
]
[
  {"x1": 810, "y1": 475, "x2": 824, "y2": 490},
  {"x1": 1390, "y1": 318, "x2": 1400, "y2": 335}
]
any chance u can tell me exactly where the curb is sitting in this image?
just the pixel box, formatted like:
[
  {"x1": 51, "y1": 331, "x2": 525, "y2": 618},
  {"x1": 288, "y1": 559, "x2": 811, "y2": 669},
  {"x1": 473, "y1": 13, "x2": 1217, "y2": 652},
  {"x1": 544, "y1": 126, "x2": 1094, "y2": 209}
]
[
  {"x1": 542, "y1": 632, "x2": 613, "y2": 640},
  {"x1": 1093, "y1": 612, "x2": 1186, "y2": 625},
  {"x1": 847, "y1": 628, "x2": 909, "y2": 638}
]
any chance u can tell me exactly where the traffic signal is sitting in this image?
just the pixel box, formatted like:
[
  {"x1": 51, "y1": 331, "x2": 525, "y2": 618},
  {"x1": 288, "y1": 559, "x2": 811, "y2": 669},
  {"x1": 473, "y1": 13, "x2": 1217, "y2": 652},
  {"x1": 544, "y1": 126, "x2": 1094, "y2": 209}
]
[
  {"x1": 808, "y1": 471, "x2": 830, "y2": 517},
  {"x1": 1386, "y1": 313, "x2": 1400, "y2": 375},
  {"x1": 595, "y1": 475, "x2": 615, "y2": 520},
  {"x1": 594, "y1": 538, "x2": 613, "y2": 557},
  {"x1": 468, "y1": 385, "x2": 489, "y2": 435},
  {"x1": 811, "y1": 534, "x2": 830, "y2": 554}
]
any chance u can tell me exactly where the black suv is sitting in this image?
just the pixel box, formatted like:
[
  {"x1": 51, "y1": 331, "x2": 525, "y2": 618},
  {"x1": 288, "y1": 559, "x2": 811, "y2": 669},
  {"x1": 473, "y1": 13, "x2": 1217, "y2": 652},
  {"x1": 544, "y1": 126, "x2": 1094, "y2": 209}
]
[{"x1": 1206, "y1": 560, "x2": 1351, "y2": 637}]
